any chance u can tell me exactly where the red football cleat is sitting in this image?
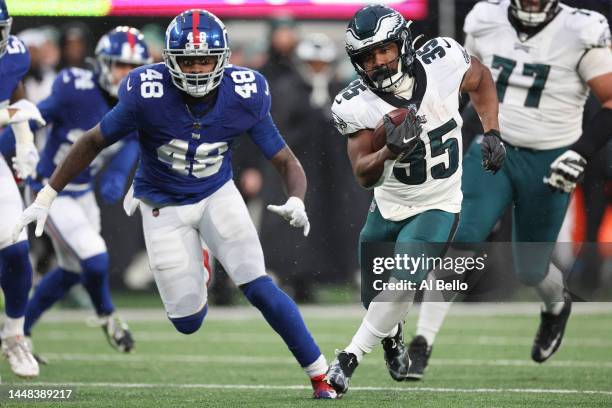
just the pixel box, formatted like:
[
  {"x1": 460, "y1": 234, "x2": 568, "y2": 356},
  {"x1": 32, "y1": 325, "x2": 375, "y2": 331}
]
[{"x1": 311, "y1": 374, "x2": 338, "y2": 399}]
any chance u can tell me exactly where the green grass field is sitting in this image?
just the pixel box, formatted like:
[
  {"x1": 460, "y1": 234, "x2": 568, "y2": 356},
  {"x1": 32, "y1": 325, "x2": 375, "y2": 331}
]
[{"x1": 1, "y1": 304, "x2": 611, "y2": 407}]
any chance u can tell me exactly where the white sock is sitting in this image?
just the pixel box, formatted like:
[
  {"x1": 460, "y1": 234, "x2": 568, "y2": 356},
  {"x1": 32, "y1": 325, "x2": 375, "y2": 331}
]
[
  {"x1": 1, "y1": 316, "x2": 25, "y2": 338},
  {"x1": 535, "y1": 263, "x2": 565, "y2": 315},
  {"x1": 416, "y1": 302, "x2": 452, "y2": 346},
  {"x1": 345, "y1": 295, "x2": 413, "y2": 362},
  {"x1": 304, "y1": 354, "x2": 328, "y2": 378},
  {"x1": 344, "y1": 319, "x2": 386, "y2": 362}
]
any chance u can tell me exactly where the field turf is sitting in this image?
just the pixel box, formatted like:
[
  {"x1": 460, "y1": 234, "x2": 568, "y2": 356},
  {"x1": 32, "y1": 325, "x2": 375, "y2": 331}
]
[{"x1": 1, "y1": 304, "x2": 611, "y2": 407}]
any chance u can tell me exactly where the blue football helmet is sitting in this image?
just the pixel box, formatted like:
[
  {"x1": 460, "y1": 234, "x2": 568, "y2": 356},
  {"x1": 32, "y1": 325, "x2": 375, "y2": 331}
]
[
  {"x1": 163, "y1": 9, "x2": 231, "y2": 97},
  {"x1": 95, "y1": 26, "x2": 152, "y2": 97},
  {"x1": 0, "y1": 0, "x2": 12, "y2": 58}
]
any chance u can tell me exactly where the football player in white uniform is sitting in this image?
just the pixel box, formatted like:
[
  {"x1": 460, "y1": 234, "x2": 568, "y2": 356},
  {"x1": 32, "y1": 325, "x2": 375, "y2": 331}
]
[
  {"x1": 325, "y1": 5, "x2": 503, "y2": 395},
  {"x1": 410, "y1": 0, "x2": 612, "y2": 380}
]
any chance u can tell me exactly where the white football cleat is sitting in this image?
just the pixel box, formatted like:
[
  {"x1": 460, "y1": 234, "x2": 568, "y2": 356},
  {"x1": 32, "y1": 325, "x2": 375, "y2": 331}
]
[{"x1": 1, "y1": 334, "x2": 40, "y2": 378}]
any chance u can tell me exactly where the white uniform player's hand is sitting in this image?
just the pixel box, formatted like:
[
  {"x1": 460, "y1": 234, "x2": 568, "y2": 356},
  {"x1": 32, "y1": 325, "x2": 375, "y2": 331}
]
[
  {"x1": 266, "y1": 196, "x2": 311, "y2": 237},
  {"x1": 12, "y1": 185, "x2": 57, "y2": 241},
  {"x1": 12, "y1": 139, "x2": 39, "y2": 179},
  {"x1": 543, "y1": 150, "x2": 587, "y2": 193},
  {"x1": 7, "y1": 100, "x2": 46, "y2": 127}
]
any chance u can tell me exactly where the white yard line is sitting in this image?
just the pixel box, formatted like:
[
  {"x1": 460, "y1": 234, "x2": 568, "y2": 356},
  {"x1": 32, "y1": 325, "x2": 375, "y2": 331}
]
[
  {"x1": 11, "y1": 382, "x2": 612, "y2": 396},
  {"x1": 36, "y1": 303, "x2": 612, "y2": 323},
  {"x1": 39, "y1": 353, "x2": 612, "y2": 369},
  {"x1": 34, "y1": 330, "x2": 612, "y2": 348}
]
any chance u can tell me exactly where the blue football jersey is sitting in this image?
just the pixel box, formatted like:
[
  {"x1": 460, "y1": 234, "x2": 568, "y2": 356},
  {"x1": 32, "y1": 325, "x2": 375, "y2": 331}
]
[
  {"x1": 31, "y1": 67, "x2": 136, "y2": 195},
  {"x1": 0, "y1": 36, "x2": 29, "y2": 106},
  {"x1": 101, "y1": 63, "x2": 286, "y2": 206}
]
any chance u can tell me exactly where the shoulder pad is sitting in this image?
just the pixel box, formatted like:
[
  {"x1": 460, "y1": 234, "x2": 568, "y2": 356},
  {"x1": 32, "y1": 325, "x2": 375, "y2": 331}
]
[
  {"x1": 464, "y1": 1, "x2": 509, "y2": 38},
  {"x1": 417, "y1": 37, "x2": 470, "y2": 99},
  {"x1": 118, "y1": 63, "x2": 167, "y2": 106},
  {"x1": 6, "y1": 36, "x2": 29, "y2": 56},
  {"x1": 416, "y1": 37, "x2": 471, "y2": 67},
  {"x1": 57, "y1": 67, "x2": 96, "y2": 92},
  {"x1": 224, "y1": 65, "x2": 271, "y2": 120},
  {"x1": 331, "y1": 80, "x2": 372, "y2": 136},
  {"x1": 563, "y1": 6, "x2": 611, "y2": 49},
  {"x1": 3, "y1": 36, "x2": 30, "y2": 78}
]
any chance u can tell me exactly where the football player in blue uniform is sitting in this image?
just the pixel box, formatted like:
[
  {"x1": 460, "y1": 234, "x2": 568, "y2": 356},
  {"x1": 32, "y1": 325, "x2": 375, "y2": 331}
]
[
  {"x1": 2, "y1": 26, "x2": 151, "y2": 354},
  {"x1": 0, "y1": 0, "x2": 44, "y2": 380},
  {"x1": 14, "y1": 9, "x2": 337, "y2": 399}
]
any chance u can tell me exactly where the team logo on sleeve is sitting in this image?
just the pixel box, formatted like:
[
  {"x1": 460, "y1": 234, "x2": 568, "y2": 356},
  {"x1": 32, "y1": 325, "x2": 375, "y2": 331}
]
[
  {"x1": 332, "y1": 112, "x2": 348, "y2": 133},
  {"x1": 597, "y1": 26, "x2": 611, "y2": 48}
]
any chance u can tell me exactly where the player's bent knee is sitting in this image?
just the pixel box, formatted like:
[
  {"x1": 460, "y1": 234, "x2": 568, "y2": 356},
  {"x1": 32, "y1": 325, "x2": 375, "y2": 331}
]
[
  {"x1": 80, "y1": 253, "x2": 110, "y2": 279},
  {"x1": 0, "y1": 240, "x2": 30, "y2": 264},
  {"x1": 169, "y1": 304, "x2": 208, "y2": 334},
  {"x1": 452, "y1": 224, "x2": 487, "y2": 243}
]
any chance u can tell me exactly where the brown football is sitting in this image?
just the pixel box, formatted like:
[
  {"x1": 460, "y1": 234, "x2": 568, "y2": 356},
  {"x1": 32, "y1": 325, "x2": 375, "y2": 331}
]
[{"x1": 372, "y1": 108, "x2": 411, "y2": 151}]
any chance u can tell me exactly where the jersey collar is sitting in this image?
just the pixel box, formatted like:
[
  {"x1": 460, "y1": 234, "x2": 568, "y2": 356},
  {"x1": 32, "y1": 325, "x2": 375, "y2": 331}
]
[{"x1": 373, "y1": 59, "x2": 426, "y2": 111}]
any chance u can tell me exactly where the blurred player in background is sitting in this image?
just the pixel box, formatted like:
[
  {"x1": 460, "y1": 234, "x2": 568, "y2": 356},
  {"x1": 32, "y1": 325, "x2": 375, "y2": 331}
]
[
  {"x1": 411, "y1": 0, "x2": 612, "y2": 380},
  {"x1": 0, "y1": 0, "x2": 44, "y2": 380},
  {"x1": 326, "y1": 4, "x2": 502, "y2": 395},
  {"x1": 15, "y1": 9, "x2": 337, "y2": 399},
  {"x1": 1, "y1": 26, "x2": 152, "y2": 354}
]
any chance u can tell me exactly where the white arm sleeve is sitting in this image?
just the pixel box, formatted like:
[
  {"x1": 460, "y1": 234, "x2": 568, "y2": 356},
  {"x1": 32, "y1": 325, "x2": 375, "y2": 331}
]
[{"x1": 578, "y1": 47, "x2": 612, "y2": 82}]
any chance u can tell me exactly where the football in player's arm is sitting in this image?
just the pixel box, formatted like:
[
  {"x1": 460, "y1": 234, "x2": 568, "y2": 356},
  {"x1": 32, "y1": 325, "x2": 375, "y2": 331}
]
[
  {"x1": 325, "y1": 4, "x2": 502, "y2": 396},
  {"x1": 345, "y1": 44, "x2": 503, "y2": 190}
]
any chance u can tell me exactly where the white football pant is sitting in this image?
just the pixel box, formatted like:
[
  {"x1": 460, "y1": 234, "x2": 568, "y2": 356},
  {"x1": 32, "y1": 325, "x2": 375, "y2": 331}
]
[
  {"x1": 0, "y1": 156, "x2": 27, "y2": 250},
  {"x1": 140, "y1": 180, "x2": 266, "y2": 319}
]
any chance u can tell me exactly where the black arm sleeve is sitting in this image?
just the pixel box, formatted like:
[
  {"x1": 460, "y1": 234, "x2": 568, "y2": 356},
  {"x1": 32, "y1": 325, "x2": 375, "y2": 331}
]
[{"x1": 571, "y1": 107, "x2": 612, "y2": 160}]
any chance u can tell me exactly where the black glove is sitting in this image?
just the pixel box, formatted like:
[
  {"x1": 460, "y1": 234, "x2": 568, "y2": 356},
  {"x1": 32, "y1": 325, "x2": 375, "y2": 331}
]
[
  {"x1": 384, "y1": 107, "x2": 424, "y2": 160},
  {"x1": 481, "y1": 129, "x2": 506, "y2": 174}
]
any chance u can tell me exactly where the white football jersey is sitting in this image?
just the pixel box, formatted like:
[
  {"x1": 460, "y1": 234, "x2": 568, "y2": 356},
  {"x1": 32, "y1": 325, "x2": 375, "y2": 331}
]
[
  {"x1": 332, "y1": 37, "x2": 470, "y2": 221},
  {"x1": 464, "y1": 0, "x2": 611, "y2": 150}
]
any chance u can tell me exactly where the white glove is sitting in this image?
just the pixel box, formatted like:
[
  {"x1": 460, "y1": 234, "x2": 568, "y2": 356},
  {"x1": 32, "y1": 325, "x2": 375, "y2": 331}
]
[
  {"x1": 122, "y1": 184, "x2": 140, "y2": 216},
  {"x1": 543, "y1": 150, "x2": 587, "y2": 193},
  {"x1": 12, "y1": 185, "x2": 57, "y2": 242},
  {"x1": 267, "y1": 196, "x2": 311, "y2": 237},
  {"x1": 11, "y1": 121, "x2": 39, "y2": 179},
  {"x1": 6, "y1": 99, "x2": 46, "y2": 127}
]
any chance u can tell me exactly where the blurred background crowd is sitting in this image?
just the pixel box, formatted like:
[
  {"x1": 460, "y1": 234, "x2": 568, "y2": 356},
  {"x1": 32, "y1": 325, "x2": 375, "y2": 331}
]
[{"x1": 5, "y1": 0, "x2": 612, "y2": 305}]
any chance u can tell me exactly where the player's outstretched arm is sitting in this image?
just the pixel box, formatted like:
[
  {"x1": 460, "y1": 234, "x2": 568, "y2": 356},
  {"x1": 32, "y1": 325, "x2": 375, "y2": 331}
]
[
  {"x1": 347, "y1": 129, "x2": 397, "y2": 189},
  {"x1": 266, "y1": 146, "x2": 311, "y2": 236},
  {"x1": 12, "y1": 125, "x2": 107, "y2": 240},
  {"x1": 461, "y1": 56, "x2": 505, "y2": 173},
  {"x1": 545, "y1": 72, "x2": 612, "y2": 192}
]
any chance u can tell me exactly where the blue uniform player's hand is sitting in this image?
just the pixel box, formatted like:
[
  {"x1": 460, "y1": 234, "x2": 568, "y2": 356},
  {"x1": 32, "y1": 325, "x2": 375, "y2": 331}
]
[
  {"x1": 267, "y1": 197, "x2": 311, "y2": 237},
  {"x1": 99, "y1": 170, "x2": 126, "y2": 204}
]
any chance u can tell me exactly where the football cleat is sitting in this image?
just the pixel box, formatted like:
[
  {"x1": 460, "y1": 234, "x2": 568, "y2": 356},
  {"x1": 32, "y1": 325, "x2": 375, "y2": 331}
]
[
  {"x1": 406, "y1": 335, "x2": 432, "y2": 381},
  {"x1": 531, "y1": 291, "x2": 572, "y2": 363},
  {"x1": 325, "y1": 351, "x2": 358, "y2": 396},
  {"x1": 88, "y1": 314, "x2": 134, "y2": 353},
  {"x1": 23, "y1": 336, "x2": 48, "y2": 365},
  {"x1": 381, "y1": 323, "x2": 410, "y2": 381},
  {"x1": 310, "y1": 374, "x2": 338, "y2": 399},
  {"x1": 1, "y1": 334, "x2": 39, "y2": 378}
]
